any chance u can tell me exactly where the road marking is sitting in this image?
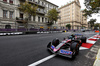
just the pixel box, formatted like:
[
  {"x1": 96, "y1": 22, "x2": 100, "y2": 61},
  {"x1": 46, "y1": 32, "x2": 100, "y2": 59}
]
[{"x1": 28, "y1": 54, "x2": 56, "y2": 66}]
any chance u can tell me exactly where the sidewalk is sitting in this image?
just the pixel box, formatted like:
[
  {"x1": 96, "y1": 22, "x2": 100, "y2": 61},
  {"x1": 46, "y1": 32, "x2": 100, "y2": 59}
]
[{"x1": 93, "y1": 49, "x2": 100, "y2": 66}]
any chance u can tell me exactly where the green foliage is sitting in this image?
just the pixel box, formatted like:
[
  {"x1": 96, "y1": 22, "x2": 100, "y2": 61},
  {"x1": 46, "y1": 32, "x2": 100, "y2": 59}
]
[
  {"x1": 46, "y1": 22, "x2": 54, "y2": 26},
  {"x1": 18, "y1": 2, "x2": 38, "y2": 18},
  {"x1": 81, "y1": 26, "x2": 85, "y2": 29},
  {"x1": 94, "y1": 23, "x2": 100, "y2": 29},
  {"x1": 18, "y1": 1, "x2": 38, "y2": 29},
  {"x1": 88, "y1": 19, "x2": 96, "y2": 28},
  {"x1": 84, "y1": 0, "x2": 100, "y2": 16},
  {"x1": 83, "y1": 9, "x2": 93, "y2": 17},
  {"x1": 47, "y1": 9, "x2": 59, "y2": 26},
  {"x1": 66, "y1": 24, "x2": 71, "y2": 29}
]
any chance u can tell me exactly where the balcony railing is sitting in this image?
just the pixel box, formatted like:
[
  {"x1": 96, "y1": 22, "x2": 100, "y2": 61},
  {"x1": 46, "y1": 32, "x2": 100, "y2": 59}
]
[
  {"x1": 37, "y1": 9, "x2": 45, "y2": 15},
  {"x1": 16, "y1": 17, "x2": 27, "y2": 23},
  {"x1": 28, "y1": 0, "x2": 45, "y2": 8},
  {"x1": 19, "y1": 0, "x2": 25, "y2": 2}
]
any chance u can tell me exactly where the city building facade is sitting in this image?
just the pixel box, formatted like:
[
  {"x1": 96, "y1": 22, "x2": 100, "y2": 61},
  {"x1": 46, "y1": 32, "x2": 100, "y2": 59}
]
[
  {"x1": 58, "y1": 0, "x2": 88, "y2": 30},
  {"x1": 0, "y1": 0, "x2": 58, "y2": 30},
  {"x1": 0, "y1": 0, "x2": 18, "y2": 29},
  {"x1": 80, "y1": 11, "x2": 88, "y2": 29}
]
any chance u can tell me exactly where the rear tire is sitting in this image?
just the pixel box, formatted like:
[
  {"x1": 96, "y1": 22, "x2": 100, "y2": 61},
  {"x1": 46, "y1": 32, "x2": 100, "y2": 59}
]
[
  {"x1": 52, "y1": 38, "x2": 60, "y2": 46},
  {"x1": 81, "y1": 37, "x2": 87, "y2": 43}
]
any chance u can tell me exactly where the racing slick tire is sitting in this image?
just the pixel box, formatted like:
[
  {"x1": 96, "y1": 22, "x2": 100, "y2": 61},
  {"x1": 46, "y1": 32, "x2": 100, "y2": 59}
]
[
  {"x1": 70, "y1": 42, "x2": 79, "y2": 58},
  {"x1": 81, "y1": 37, "x2": 87, "y2": 43},
  {"x1": 52, "y1": 38, "x2": 60, "y2": 47}
]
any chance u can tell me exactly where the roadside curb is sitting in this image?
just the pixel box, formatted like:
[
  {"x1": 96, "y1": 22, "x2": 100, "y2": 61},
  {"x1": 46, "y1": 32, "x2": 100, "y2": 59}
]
[{"x1": 93, "y1": 49, "x2": 100, "y2": 66}]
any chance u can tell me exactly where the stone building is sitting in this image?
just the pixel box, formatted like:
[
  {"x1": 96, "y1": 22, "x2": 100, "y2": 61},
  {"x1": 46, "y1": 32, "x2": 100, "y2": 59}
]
[
  {"x1": 58, "y1": 0, "x2": 88, "y2": 30},
  {"x1": 0, "y1": 0, "x2": 58, "y2": 29}
]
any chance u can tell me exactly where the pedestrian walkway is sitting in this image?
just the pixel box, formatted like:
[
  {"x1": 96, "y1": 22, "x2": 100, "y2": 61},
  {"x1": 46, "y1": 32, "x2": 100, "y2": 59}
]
[{"x1": 93, "y1": 49, "x2": 100, "y2": 66}]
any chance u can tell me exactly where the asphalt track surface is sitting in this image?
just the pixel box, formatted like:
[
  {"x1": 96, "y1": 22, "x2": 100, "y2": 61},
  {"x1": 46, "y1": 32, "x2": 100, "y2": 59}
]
[{"x1": 0, "y1": 31, "x2": 99, "y2": 66}]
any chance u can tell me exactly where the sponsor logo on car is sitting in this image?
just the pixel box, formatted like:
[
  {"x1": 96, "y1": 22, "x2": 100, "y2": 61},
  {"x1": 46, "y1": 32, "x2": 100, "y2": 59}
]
[
  {"x1": 60, "y1": 49, "x2": 72, "y2": 55},
  {"x1": 51, "y1": 45, "x2": 55, "y2": 49}
]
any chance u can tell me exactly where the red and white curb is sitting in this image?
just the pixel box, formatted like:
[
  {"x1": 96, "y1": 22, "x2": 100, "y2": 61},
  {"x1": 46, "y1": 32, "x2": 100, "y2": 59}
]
[
  {"x1": 80, "y1": 34, "x2": 100, "y2": 50},
  {"x1": 93, "y1": 49, "x2": 100, "y2": 66}
]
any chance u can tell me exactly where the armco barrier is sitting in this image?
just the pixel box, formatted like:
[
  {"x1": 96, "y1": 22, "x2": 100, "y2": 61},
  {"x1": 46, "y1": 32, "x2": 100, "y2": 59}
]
[
  {"x1": 0, "y1": 31, "x2": 62, "y2": 36},
  {"x1": 37, "y1": 31, "x2": 62, "y2": 34},
  {"x1": 0, "y1": 32, "x2": 23, "y2": 36}
]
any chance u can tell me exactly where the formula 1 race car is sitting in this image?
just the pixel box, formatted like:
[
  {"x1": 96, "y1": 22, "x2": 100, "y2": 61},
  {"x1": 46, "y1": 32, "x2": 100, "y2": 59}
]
[{"x1": 47, "y1": 34, "x2": 87, "y2": 58}]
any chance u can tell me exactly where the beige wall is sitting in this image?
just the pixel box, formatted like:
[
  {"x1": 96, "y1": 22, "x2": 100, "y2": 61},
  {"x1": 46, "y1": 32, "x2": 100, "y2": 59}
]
[
  {"x1": 80, "y1": 11, "x2": 88, "y2": 29},
  {"x1": 58, "y1": 0, "x2": 87, "y2": 30}
]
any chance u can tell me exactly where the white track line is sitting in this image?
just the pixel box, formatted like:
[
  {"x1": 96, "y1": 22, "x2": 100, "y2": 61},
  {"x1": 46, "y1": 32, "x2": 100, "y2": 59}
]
[
  {"x1": 28, "y1": 54, "x2": 56, "y2": 66},
  {"x1": 28, "y1": 34, "x2": 99, "y2": 66}
]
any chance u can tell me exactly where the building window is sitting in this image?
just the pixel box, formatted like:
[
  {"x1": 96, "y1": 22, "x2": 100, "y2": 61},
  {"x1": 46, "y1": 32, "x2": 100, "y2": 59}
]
[
  {"x1": 38, "y1": 16, "x2": 40, "y2": 22},
  {"x1": 38, "y1": 1, "x2": 40, "y2": 4},
  {"x1": 29, "y1": 0, "x2": 32, "y2": 1},
  {"x1": 20, "y1": 13, "x2": 23, "y2": 18},
  {"x1": 33, "y1": 0, "x2": 35, "y2": 2},
  {"x1": 9, "y1": 0, "x2": 13, "y2": 4},
  {"x1": 42, "y1": 2, "x2": 44, "y2": 5},
  {"x1": 3, "y1": 0, "x2": 7, "y2": 2},
  {"x1": 33, "y1": 16, "x2": 35, "y2": 21},
  {"x1": 42, "y1": 17, "x2": 44, "y2": 23},
  {"x1": 45, "y1": 18, "x2": 47, "y2": 22},
  {"x1": 29, "y1": 15, "x2": 31, "y2": 21},
  {"x1": 9, "y1": 11, "x2": 13, "y2": 19},
  {"x1": 3, "y1": 10, "x2": 8, "y2": 18},
  {"x1": 48, "y1": 4, "x2": 49, "y2": 8}
]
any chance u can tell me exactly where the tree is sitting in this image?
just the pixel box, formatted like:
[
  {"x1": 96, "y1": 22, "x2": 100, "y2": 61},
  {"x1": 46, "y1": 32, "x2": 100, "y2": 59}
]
[
  {"x1": 84, "y1": 0, "x2": 100, "y2": 16},
  {"x1": 88, "y1": 19, "x2": 96, "y2": 29},
  {"x1": 94, "y1": 23, "x2": 100, "y2": 30},
  {"x1": 18, "y1": 1, "x2": 38, "y2": 29},
  {"x1": 66, "y1": 24, "x2": 71, "y2": 30},
  {"x1": 46, "y1": 9, "x2": 59, "y2": 26}
]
